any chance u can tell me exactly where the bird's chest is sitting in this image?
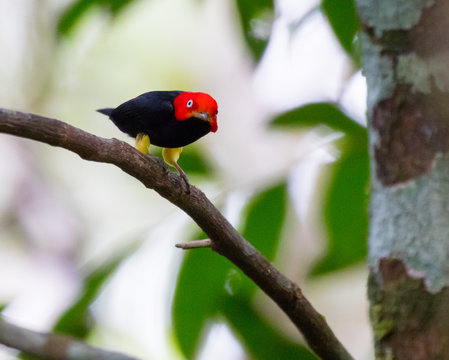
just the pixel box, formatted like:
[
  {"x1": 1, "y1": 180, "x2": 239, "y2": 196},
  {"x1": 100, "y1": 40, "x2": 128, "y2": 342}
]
[{"x1": 147, "y1": 117, "x2": 210, "y2": 148}]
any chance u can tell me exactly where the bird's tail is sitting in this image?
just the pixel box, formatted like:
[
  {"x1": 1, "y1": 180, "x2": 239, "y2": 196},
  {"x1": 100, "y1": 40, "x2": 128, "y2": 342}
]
[{"x1": 96, "y1": 108, "x2": 114, "y2": 116}]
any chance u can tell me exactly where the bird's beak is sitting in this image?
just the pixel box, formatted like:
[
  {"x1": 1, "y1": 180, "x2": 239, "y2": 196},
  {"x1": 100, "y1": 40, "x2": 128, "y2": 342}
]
[
  {"x1": 192, "y1": 111, "x2": 209, "y2": 122},
  {"x1": 192, "y1": 111, "x2": 218, "y2": 133}
]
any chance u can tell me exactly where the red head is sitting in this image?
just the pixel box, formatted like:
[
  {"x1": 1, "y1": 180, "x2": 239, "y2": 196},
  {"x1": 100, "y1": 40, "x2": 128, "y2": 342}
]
[{"x1": 173, "y1": 92, "x2": 218, "y2": 132}]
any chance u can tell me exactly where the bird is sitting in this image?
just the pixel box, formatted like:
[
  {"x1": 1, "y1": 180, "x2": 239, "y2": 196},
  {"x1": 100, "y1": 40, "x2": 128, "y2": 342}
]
[{"x1": 97, "y1": 91, "x2": 218, "y2": 191}]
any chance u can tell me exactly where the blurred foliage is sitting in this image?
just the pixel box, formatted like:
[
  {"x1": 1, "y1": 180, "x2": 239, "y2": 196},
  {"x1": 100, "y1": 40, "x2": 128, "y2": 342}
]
[
  {"x1": 220, "y1": 296, "x2": 317, "y2": 360},
  {"x1": 271, "y1": 102, "x2": 363, "y2": 135},
  {"x1": 18, "y1": 242, "x2": 138, "y2": 359},
  {"x1": 19, "y1": 352, "x2": 40, "y2": 360},
  {"x1": 0, "y1": 305, "x2": 5, "y2": 313},
  {"x1": 173, "y1": 242, "x2": 231, "y2": 358},
  {"x1": 235, "y1": 0, "x2": 274, "y2": 62},
  {"x1": 178, "y1": 150, "x2": 211, "y2": 175},
  {"x1": 173, "y1": 183, "x2": 293, "y2": 359},
  {"x1": 229, "y1": 183, "x2": 287, "y2": 300},
  {"x1": 321, "y1": 0, "x2": 359, "y2": 57},
  {"x1": 271, "y1": 103, "x2": 368, "y2": 275},
  {"x1": 54, "y1": 242, "x2": 139, "y2": 338},
  {"x1": 313, "y1": 136, "x2": 368, "y2": 275},
  {"x1": 58, "y1": 0, "x2": 135, "y2": 36},
  {"x1": 242, "y1": 183, "x2": 286, "y2": 262}
]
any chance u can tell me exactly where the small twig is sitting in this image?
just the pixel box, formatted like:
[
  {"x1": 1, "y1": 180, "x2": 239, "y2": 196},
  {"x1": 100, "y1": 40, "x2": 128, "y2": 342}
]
[
  {"x1": 0, "y1": 316, "x2": 138, "y2": 360},
  {"x1": 175, "y1": 239, "x2": 212, "y2": 249},
  {"x1": 0, "y1": 108, "x2": 354, "y2": 360}
]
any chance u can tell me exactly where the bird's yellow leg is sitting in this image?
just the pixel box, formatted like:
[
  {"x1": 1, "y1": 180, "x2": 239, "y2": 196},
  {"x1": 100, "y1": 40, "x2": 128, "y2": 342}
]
[
  {"x1": 162, "y1": 147, "x2": 190, "y2": 192},
  {"x1": 135, "y1": 133, "x2": 150, "y2": 154},
  {"x1": 162, "y1": 147, "x2": 182, "y2": 166}
]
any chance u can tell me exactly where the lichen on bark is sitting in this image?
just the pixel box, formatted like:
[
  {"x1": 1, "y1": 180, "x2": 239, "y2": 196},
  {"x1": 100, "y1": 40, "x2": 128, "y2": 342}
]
[
  {"x1": 359, "y1": 0, "x2": 449, "y2": 186},
  {"x1": 397, "y1": 53, "x2": 449, "y2": 93},
  {"x1": 357, "y1": 0, "x2": 434, "y2": 37},
  {"x1": 360, "y1": 34, "x2": 395, "y2": 115},
  {"x1": 370, "y1": 154, "x2": 449, "y2": 292},
  {"x1": 369, "y1": 259, "x2": 449, "y2": 359}
]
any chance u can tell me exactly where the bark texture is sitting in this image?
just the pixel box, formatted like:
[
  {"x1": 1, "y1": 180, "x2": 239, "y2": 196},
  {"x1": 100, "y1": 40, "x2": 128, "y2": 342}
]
[{"x1": 357, "y1": 0, "x2": 449, "y2": 358}]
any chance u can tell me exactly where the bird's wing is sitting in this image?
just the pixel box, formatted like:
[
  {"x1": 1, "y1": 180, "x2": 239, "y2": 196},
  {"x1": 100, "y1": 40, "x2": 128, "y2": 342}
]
[{"x1": 110, "y1": 91, "x2": 181, "y2": 137}]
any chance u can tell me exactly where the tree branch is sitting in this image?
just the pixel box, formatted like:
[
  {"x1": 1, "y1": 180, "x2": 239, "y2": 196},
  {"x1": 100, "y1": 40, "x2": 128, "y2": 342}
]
[
  {"x1": 0, "y1": 108, "x2": 353, "y2": 360},
  {"x1": 0, "y1": 316, "x2": 137, "y2": 360}
]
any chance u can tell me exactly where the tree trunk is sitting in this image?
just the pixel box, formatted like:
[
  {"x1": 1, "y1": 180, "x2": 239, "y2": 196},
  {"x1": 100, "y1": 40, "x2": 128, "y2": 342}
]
[{"x1": 356, "y1": 1, "x2": 449, "y2": 359}]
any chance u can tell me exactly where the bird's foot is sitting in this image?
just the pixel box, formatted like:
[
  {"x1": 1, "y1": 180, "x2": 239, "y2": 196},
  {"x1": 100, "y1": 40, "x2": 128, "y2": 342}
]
[
  {"x1": 162, "y1": 148, "x2": 190, "y2": 193},
  {"x1": 174, "y1": 163, "x2": 191, "y2": 194}
]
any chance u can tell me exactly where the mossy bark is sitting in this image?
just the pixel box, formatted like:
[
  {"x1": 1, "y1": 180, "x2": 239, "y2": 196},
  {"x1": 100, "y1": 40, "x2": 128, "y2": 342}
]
[{"x1": 356, "y1": 0, "x2": 449, "y2": 358}]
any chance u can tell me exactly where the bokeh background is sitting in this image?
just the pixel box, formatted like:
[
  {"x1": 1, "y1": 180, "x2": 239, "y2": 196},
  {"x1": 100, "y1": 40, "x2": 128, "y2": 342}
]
[{"x1": 0, "y1": 0, "x2": 371, "y2": 359}]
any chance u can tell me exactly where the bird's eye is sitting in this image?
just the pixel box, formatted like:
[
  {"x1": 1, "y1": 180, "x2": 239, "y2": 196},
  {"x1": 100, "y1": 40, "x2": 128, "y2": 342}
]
[{"x1": 187, "y1": 100, "x2": 193, "y2": 108}]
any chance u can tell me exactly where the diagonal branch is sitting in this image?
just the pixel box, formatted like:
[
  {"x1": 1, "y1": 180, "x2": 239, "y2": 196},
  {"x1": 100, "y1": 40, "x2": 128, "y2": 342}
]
[
  {"x1": 0, "y1": 316, "x2": 137, "y2": 360},
  {"x1": 0, "y1": 108, "x2": 353, "y2": 360}
]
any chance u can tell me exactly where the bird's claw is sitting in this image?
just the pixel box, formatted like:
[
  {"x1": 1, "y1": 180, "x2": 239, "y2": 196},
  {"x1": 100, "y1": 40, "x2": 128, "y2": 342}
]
[{"x1": 174, "y1": 163, "x2": 190, "y2": 194}]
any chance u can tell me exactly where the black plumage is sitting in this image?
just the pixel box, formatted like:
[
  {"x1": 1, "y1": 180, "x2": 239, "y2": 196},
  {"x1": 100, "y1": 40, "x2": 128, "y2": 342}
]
[{"x1": 97, "y1": 91, "x2": 211, "y2": 148}]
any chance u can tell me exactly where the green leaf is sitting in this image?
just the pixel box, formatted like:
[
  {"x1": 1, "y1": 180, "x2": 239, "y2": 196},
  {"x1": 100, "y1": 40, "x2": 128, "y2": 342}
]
[
  {"x1": 178, "y1": 151, "x2": 211, "y2": 175},
  {"x1": 0, "y1": 304, "x2": 6, "y2": 313},
  {"x1": 229, "y1": 183, "x2": 287, "y2": 299},
  {"x1": 235, "y1": 0, "x2": 274, "y2": 61},
  {"x1": 311, "y1": 138, "x2": 369, "y2": 275},
  {"x1": 243, "y1": 183, "x2": 287, "y2": 261},
  {"x1": 107, "y1": 0, "x2": 135, "y2": 13},
  {"x1": 218, "y1": 184, "x2": 309, "y2": 360},
  {"x1": 58, "y1": 0, "x2": 135, "y2": 36},
  {"x1": 271, "y1": 102, "x2": 368, "y2": 275},
  {"x1": 173, "y1": 183, "x2": 287, "y2": 356},
  {"x1": 173, "y1": 183, "x2": 287, "y2": 357},
  {"x1": 321, "y1": 0, "x2": 359, "y2": 55},
  {"x1": 271, "y1": 103, "x2": 365, "y2": 136},
  {"x1": 54, "y1": 243, "x2": 139, "y2": 338},
  {"x1": 220, "y1": 296, "x2": 317, "y2": 360},
  {"x1": 173, "y1": 247, "x2": 231, "y2": 359},
  {"x1": 270, "y1": 103, "x2": 368, "y2": 274}
]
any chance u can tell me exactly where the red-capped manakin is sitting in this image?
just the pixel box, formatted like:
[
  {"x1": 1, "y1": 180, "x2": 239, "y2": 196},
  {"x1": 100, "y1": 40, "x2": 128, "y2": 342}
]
[{"x1": 97, "y1": 91, "x2": 218, "y2": 191}]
